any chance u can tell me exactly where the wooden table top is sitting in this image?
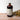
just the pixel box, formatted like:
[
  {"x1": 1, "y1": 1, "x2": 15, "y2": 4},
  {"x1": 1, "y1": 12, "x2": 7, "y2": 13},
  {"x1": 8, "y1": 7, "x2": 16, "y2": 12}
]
[{"x1": 0, "y1": 13, "x2": 20, "y2": 20}]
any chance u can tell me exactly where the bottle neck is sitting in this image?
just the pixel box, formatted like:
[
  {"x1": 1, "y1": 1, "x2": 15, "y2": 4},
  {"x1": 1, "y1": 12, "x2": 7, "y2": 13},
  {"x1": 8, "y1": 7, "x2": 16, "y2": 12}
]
[{"x1": 8, "y1": 5, "x2": 11, "y2": 6}]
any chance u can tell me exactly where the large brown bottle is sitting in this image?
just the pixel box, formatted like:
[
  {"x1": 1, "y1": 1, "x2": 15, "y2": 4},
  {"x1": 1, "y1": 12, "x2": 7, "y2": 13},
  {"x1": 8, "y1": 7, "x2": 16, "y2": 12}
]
[{"x1": 7, "y1": 3, "x2": 13, "y2": 17}]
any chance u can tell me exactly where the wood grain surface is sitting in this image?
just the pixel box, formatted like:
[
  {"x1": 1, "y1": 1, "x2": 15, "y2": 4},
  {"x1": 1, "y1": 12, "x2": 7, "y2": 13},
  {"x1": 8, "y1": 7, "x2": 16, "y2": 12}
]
[{"x1": 0, "y1": 13, "x2": 20, "y2": 20}]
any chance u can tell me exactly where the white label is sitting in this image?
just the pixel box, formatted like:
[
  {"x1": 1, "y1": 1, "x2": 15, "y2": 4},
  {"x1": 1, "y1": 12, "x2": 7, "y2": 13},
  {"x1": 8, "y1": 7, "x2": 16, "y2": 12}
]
[{"x1": 7, "y1": 9, "x2": 12, "y2": 15}]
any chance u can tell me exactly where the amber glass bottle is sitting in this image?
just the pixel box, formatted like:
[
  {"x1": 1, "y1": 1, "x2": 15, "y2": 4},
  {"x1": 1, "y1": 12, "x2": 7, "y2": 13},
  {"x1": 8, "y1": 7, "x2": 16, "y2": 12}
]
[{"x1": 7, "y1": 3, "x2": 13, "y2": 17}]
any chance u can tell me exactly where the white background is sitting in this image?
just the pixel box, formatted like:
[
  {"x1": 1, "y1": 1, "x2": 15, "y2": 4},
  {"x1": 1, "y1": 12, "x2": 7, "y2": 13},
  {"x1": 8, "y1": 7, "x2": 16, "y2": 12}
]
[{"x1": 0, "y1": 0, "x2": 20, "y2": 13}]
